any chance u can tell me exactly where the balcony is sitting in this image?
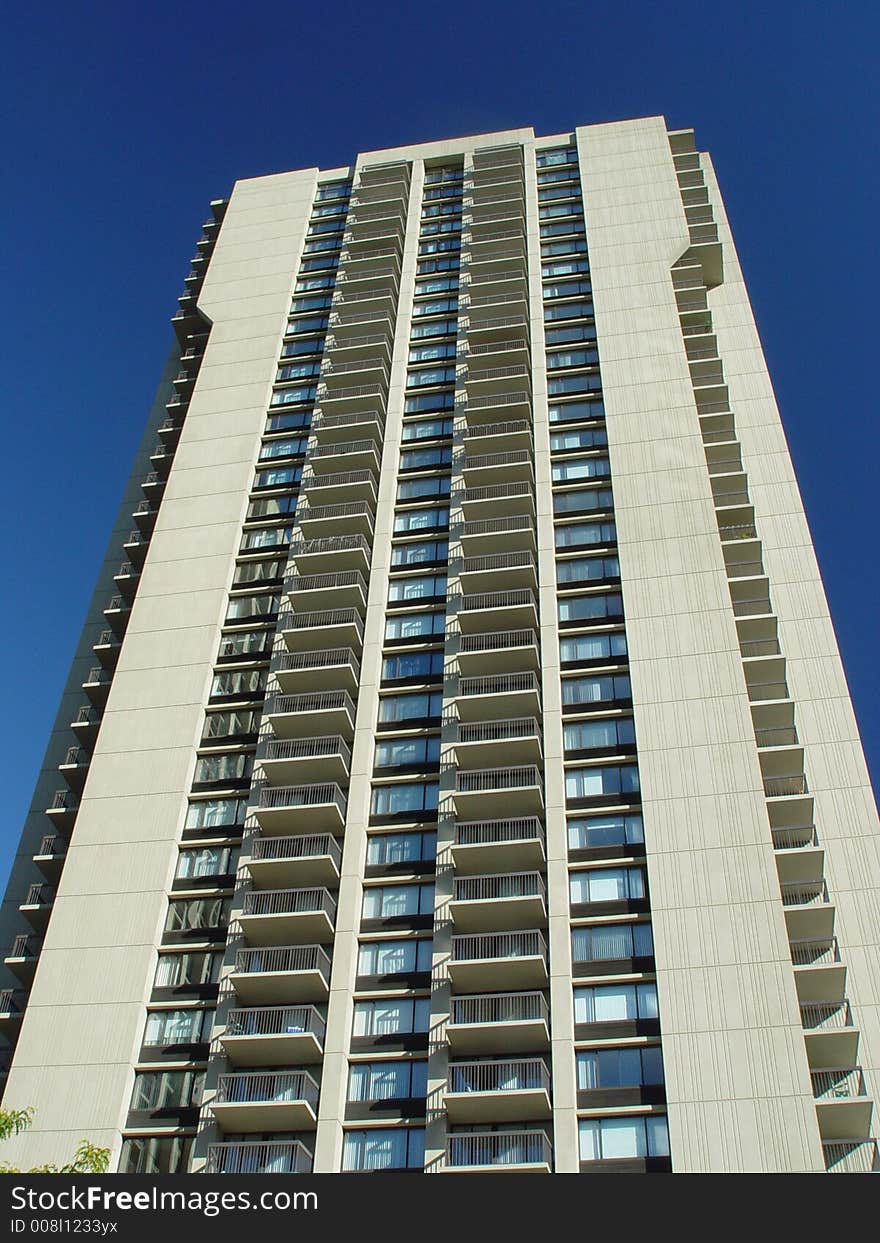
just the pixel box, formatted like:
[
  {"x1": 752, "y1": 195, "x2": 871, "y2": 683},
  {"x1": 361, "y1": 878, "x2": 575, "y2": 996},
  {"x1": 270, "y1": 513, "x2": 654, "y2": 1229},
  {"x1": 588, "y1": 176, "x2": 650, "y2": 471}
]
[
  {"x1": 452, "y1": 817, "x2": 546, "y2": 875},
  {"x1": 324, "y1": 327, "x2": 392, "y2": 362},
  {"x1": 272, "y1": 647, "x2": 360, "y2": 694},
  {"x1": 92, "y1": 628, "x2": 120, "y2": 668},
  {"x1": 307, "y1": 437, "x2": 381, "y2": 476},
  {"x1": 59, "y1": 745, "x2": 89, "y2": 791},
  {"x1": 211, "y1": 1070, "x2": 319, "y2": 1132},
  {"x1": 314, "y1": 381, "x2": 387, "y2": 419},
  {"x1": 102, "y1": 594, "x2": 130, "y2": 635},
  {"x1": 297, "y1": 497, "x2": 376, "y2": 541},
  {"x1": 460, "y1": 449, "x2": 534, "y2": 489},
  {"x1": 311, "y1": 407, "x2": 385, "y2": 443},
  {"x1": 229, "y1": 945, "x2": 332, "y2": 1005},
  {"x1": 446, "y1": 1058, "x2": 551, "y2": 1122},
  {"x1": 132, "y1": 500, "x2": 157, "y2": 533},
  {"x1": 264, "y1": 691, "x2": 355, "y2": 740},
  {"x1": 457, "y1": 629, "x2": 540, "y2": 677},
  {"x1": 34, "y1": 834, "x2": 67, "y2": 882},
  {"x1": 0, "y1": 988, "x2": 26, "y2": 1029},
  {"x1": 335, "y1": 262, "x2": 399, "y2": 294},
  {"x1": 456, "y1": 671, "x2": 541, "y2": 722},
  {"x1": 458, "y1": 551, "x2": 537, "y2": 594},
  {"x1": 4, "y1": 934, "x2": 41, "y2": 982},
  {"x1": 247, "y1": 833, "x2": 342, "y2": 889},
  {"x1": 338, "y1": 246, "x2": 400, "y2": 275},
  {"x1": 791, "y1": 938, "x2": 846, "y2": 1004},
  {"x1": 205, "y1": 1140, "x2": 313, "y2": 1175},
  {"x1": 781, "y1": 881, "x2": 834, "y2": 942},
  {"x1": 447, "y1": 992, "x2": 550, "y2": 1054},
  {"x1": 456, "y1": 481, "x2": 535, "y2": 524},
  {"x1": 299, "y1": 469, "x2": 377, "y2": 509},
  {"x1": 822, "y1": 1140, "x2": 879, "y2": 1174},
  {"x1": 461, "y1": 417, "x2": 532, "y2": 455},
  {"x1": 123, "y1": 529, "x2": 149, "y2": 565},
  {"x1": 286, "y1": 570, "x2": 367, "y2": 614},
  {"x1": 450, "y1": 872, "x2": 547, "y2": 933},
  {"x1": 83, "y1": 665, "x2": 113, "y2": 707},
  {"x1": 258, "y1": 735, "x2": 351, "y2": 786},
  {"x1": 238, "y1": 887, "x2": 337, "y2": 945},
  {"x1": 45, "y1": 789, "x2": 78, "y2": 830},
  {"x1": 801, "y1": 1001, "x2": 860, "y2": 1070},
  {"x1": 811, "y1": 1068, "x2": 872, "y2": 1140},
  {"x1": 254, "y1": 784, "x2": 347, "y2": 835},
  {"x1": 455, "y1": 514, "x2": 536, "y2": 557},
  {"x1": 221, "y1": 1003, "x2": 325, "y2": 1065},
  {"x1": 445, "y1": 1130, "x2": 552, "y2": 1173},
  {"x1": 19, "y1": 884, "x2": 53, "y2": 932},
  {"x1": 449, "y1": 930, "x2": 548, "y2": 992},
  {"x1": 464, "y1": 390, "x2": 532, "y2": 423},
  {"x1": 457, "y1": 589, "x2": 538, "y2": 633},
  {"x1": 773, "y1": 830, "x2": 824, "y2": 888},
  {"x1": 278, "y1": 608, "x2": 364, "y2": 653},
  {"x1": 288, "y1": 534, "x2": 371, "y2": 577},
  {"x1": 455, "y1": 718, "x2": 543, "y2": 769},
  {"x1": 70, "y1": 705, "x2": 101, "y2": 745},
  {"x1": 454, "y1": 766, "x2": 543, "y2": 819}
]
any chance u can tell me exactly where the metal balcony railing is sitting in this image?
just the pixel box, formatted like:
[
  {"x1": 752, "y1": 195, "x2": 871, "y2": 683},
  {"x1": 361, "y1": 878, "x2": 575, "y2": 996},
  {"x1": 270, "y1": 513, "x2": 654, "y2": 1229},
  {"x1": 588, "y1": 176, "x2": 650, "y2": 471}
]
[
  {"x1": 811, "y1": 1067, "x2": 866, "y2": 1101},
  {"x1": 256, "y1": 785, "x2": 347, "y2": 816},
  {"x1": 300, "y1": 471, "x2": 377, "y2": 494},
  {"x1": 324, "y1": 332, "x2": 389, "y2": 353},
  {"x1": 315, "y1": 383, "x2": 385, "y2": 403},
  {"x1": 240, "y1": 888, "x2": 337, "y2": 920},
  {"x1": 23, "y1": 884, "x2": 50, "y2": 906},
  {"x1": 764, "y1": 775, "x2": 808, "y2": 797},
  {"x1": 726, "y1": 560, "x2": 763, "y2": 579},
  {"x1": 454, "y1": 818, "x2": 544, "y2": 849},
  {"x1": 456, "y1": 515, "x2": 535, "y2": 539},
  {"x1": 225, "y1": 1004, "x2": 326, "y2": 1040},
  {"x1": 462, "y1": 419, "x2": 531, "y2": 442},
  {"x1": 823, "y1": 1140, "x2": 879, "y2": 1173},
  {"x1": 459, "y1": 629, "x2": 537, "y2": 657},
  {"x1": 273, "y1": 648, "x2": 360, "y2": 675},
  {"x1": 251, "y1": 834, "x2": 342, "y2": 868},
  {"x1": 466, "y1": 391, "x2": 531, "y2": 412},
  {"x1": 462, "y1": 451, "x2": 533, "y2": 473},
  {"x1": 289, "y1": 534, "x2": 371, "y2": 558},
  {"x1": 265, "y1": 690, "x2": 355, "y2": 718},
  {"x1": 452, "y1": 930, "x2": 547, "y2": 963},
  {"x1": 456, "y1": 767, "x2": 541, "y2": 795},
  {"x1": 450, "y1": 992, "x2": 549, "y2": 1027},
  {"x1": 326, "y1": 307, "x2": 392, "y2": 327},
  {"x1": 309, "y1": 438, "x2": 380, "y2": 460},
  {"x1": 781, "y1": 881, "x2": 829, "y2": 907},
  {"x1": 772, "y1": 826, "x2": 818, "y2": 849},
  {"x1": 459, "y1": 589, "x2": 537, "y2": 613},
  {"x1": 258, "y1": 736, "x2": 352, "y2": 766},
  {"x1": 63, "y1": 746, "x2": 86, "y2": 766},
  {"x1": 790, "y1": 937, "x2": 840, "y2": 966},
  {"x1": 233, "y1": 945, "x2": 332, "y2": 980},
  {"x1": 448, "y1": 1059, "x2": 549, "y2": 1099},
  {"x1": 457, "y1": 718, "x2": 541, "y2": 746},
  {"x1": 755, "y1": 726, "x2": 799, "y2": 748},
  {"x1": 49, "y1": 790, "x2": 76, "y2": 811},
  {"x1": 740, "y1": 639, "x2": 781, "y2": 657},
  {"x1": 215, "y1": 1070, "x2": 319, "y2": 1108},
  {"x1": 73, "y1": 706, "x2": 99, "y2": 726},
  {"x1": 205, "y1": 1141, "x2": 312, "y2": 1174},
  {"x1": 458, "y1": 672, "x2": 540, "y2": 698},
  {"x1": 278, "y1": 609, "x2": 365, "y2": 638},
  {"x1": 37, "y1": 834, "x2": 65, "y2": 857},
  {"x1": 84, "y1": 667, "x2": 112, "y2": 686},
  {"x1": 286, "y1": 570, "x2": 367, "y2": 594},
  {"x1": 800, "y1": 1000, "x2": 853, "y2": 1031},
  {"x1": 9, "y1": 935, "x2": 39, "y2": 958},
  {"x1": 453, "y1": 873, "x2": 544, "y2": 903},
  {"x1": 446, "y1": 1130, "x2": 552, "y2": 1169},
  {"x1": 747, "y1": 677, "x2": 788, "y2": 698},
  {"x1": 467, "y1": 291, "x2": 526, "y2": 310},
  {"x1": 464, "y1": 312, "x2": 528, "y2": 331},
  {"x1": 0, "y1": 988, "x2": 24, "y2": 1013}
]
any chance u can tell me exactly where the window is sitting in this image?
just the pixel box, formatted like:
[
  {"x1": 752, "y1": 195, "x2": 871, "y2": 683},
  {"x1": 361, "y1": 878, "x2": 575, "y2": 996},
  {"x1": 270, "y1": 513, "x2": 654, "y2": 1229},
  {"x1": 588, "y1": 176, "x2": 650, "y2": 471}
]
[
  {"x1": 384, "y1": 613, "x2": 446, "y2": 643},
  {"x1": 542, "y1": 258, "x2": 590, "y2": 278},
  {"x1": 247, "y1": 494, "x2": 297, "y2": 519},
  {"x1": 295, "y1": 272, "x2": 335, "y2": 290},
  {"x1": 401, "y1": 417, "x2": 453, "y2": 442},
  {"x1": 259, "y1": 436, "x2": 309, "y2": 459},
  {"x1": 555, "y1": 519, "x2": 615, "y2": 550},
  {"x1": 553, "y1": 488, "x2": 614, "y2": 517},
  {"x1": 547, "y1": 347, "x2": 599, "y2": 370},
  {"x1": 542, "y1": 239, "x2": 589, "y2": 258},
  {"x1": 353, "y1": 997, "x2": 431, "y2": 1037},
  {"x1": 557, "y1": 591, "x2": 623, "y2": 624},
  {"x1": 175, "y1": 847, "x2": 234, "y2": 880},
  {"x1": 414, "y1": 276, "x2": 459, "y2": 295},
  {"x1": 574, "y1": 981, "x2": 658, "y2": 1024},
  {"x1": 316, "y1": 182, "x2": 351, "y2": 201},
  {"x1": 342, "y1": 1128, "x2": 425, "y2": 1171},
  {"x1": 561, "y1": 673, "x2": 631, "y2": 705},
  {"x1": 568, "y1": 814, "x2": 644, "y2": 851},
  {"x1": 202, "y1": 709, "x2": 260, "y2": 740},
  {"x1": 254, "y1": 465, "x2": 302, "y2": 488},
  {"x1": 549, "y1": 398, "x2": 605, "y2": 424},
  {"x1": 119, "y1": 1137, "x2": 192, "y2": 1175},
  {"x1": 404, "y1": 391, "x2": 455, "y2": 415},
  {"x1": 559, "y1": 631, "x2": 627, "y2": 663},
  {"x1": 239, "y1": 525, "x2": 294, "y2": 552},
  {"x1": 551, "y1": 426, "x2": 607, "y2": 453},
  {"x1": 410, "y1": 317, "x2": 458, "y2": 339},
  {"x1": 570, "y1": 866, "x2": 646, "y2": 904},
  {"x1": 548, "y1": 373, "x2": 602, "y2": 398},
  {"x1": 557, "y1": 556, "x2": 620, "y2": 586},
  {"x1": 233, "y1": 559, "x2": 285, "y2": 586},
  {"x1": 366, "y1": 832, "x2": 437, "y2": 866},
  {"x1": 349, "y1": 1061, "x2": 428, "y2": 1102},
  {"x1": 303, "y1": 237, "x2": 343, "y2": 255},
  {"x1": 217, "y1": 631, "x2": 270, "y2": 659},
  {"x1": 564, "y1": 717, "x2": 636, "y2": 754},
  {"x1": 538, "y1": 167, "x2": 579, "y2": 185},
  {"x1": 565, "y1": 764, "x2": 640, "y2": 800},
  {"x1": 358, "y1": 938, "x2": 433, "y2": 976},
  {"x1": 287, "y1": 312, "x2": 330, "y2": 333},
  {"x1": 544, "y1": 299, "x2": 592, "y2": 322},
  {"x1": 571, "y1": 920, "x2": 653, "y2": 962},
  {"x1": 546, "y1": 323, "x2": 598, "y2": 347},
  {"x1": 143, "y1": 1008, "x2": 213, "y2": 1046},
  {"x1": 184, "y1": 797, "x2": 246, "y2": 830},
  {"x1": 406, "y1": 367, "x2": 457, "y2": 390},
  {"x1": 541, "y1": 219, "x2": 586, "y2": 239},
  {"x1": 539, "y1": 185, "x2": 581, "y2": 203},
  {"x1": 300, "y1": 254, "x2": 339, "y2": 271},
  {"x1": 289, "y1": 294, "x2": 332, "y2": 314},
  {"x1": 419, "y1": 220, "x2": 462, "y2": 238},
  {"x1": 210, "y1": 669, "x2": 266, "y2": 697},
  {"x1": 382, "y1": 650, "x2": 444, "y2": 681},
  {"x1": 536, "y1": 148, "x2": 578, "y2": 167},
  {"x1": 307, "y1": 218, "x2": 345, "y2": 237},
  {"x1": 579, "y1": 1116, "x2": 669, "y2": 1162},
  {"x1": 265, "y1": 408, "x2": 312, "y2": 433},
  {"x1": 393, "y1": 506, "x2": 449, "y2": 534},
  {"x1": 224, "y1": 594, "x2": 279, "y2": 621},
  {"x1": 416, "y1": 254, "x2": 460, "y2": 273},
  {"x1": 553, "y1": 456, "x2": 610, "y2": 486},
  {"x1": 130, "y1": 1070, "x2": 205, "y2": 1111},
  {"x1": 412, "y1": 297, "x2": 458, "y2": 317},
  {"x1": 154, "y1": 951, "x2": 220, "y2": 988},
  {"x1": 577, "y1": 1046, "x2": 664, "y2": 1092},
  {"x1": 193, "y1": 752, "x2": 253, "y2": 784},
  {"x1": 370, "y1": 782, "x2": 439, "y2": 816},
  {"x1": 362, "y1": 883, "x2": 435, "y2": 919},
  {"x1": 391, "y1": 539, "x2": 448, "y2": 567},
  {"x1": 396, "y1": 476, "x2": 450, "y2": 502},
  {"x1": 310, "y1": 202, "x2": 347, "y2": 219},
  {"x1": 388, "y1": 574, "x2": 447, "y2": 603},
  {"x1": 165, "y1": 897, "x2": 230, "y2": 932},
  {"x1": 281, "y1": 336, "x2": 324, "y2": 358},
  {"x1": 417, "y1": 239, "x2": 461, "y2": 258},
  {"x1": 543, "y1": 279, "x2": 593, "y2": 301},
  {"x1": 374, "y1": 736, "x2": 441, "y2": 769},
  {"x1": 399, "y1": 446, "x2": 452, "y2": 470}
]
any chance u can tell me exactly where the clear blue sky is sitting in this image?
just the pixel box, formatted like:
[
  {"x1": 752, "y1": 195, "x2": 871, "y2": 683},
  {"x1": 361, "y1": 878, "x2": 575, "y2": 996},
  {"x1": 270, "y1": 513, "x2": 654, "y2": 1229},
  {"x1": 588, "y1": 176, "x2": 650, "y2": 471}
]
[{"x1": 1, "y1": 1, "x2": 877, "y2": 886}]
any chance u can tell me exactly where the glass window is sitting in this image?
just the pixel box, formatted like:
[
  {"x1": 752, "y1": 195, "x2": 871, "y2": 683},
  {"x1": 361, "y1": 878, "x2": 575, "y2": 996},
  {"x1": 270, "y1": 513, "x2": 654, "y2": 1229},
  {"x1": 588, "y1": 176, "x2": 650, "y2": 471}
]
[
  {"x1": 184, "y1": 797, "x2": 246, "y2": 830},
  {"x1": 406, "y1": 366, "x2": 457, "y2": 389},
  {"x1": 119, "y1": 1137, "x2": 192, "y2": 1175},
  {"x1": 565, "y1": 764, "x2": 640, "y2": 800},
  {"x1": 570, "y1": 866, "x2": 646, "y2": 904},
  {"x1": 370, "y1": 782, "x2": 439, "y2": 816},
  {"x1": 557, "y1": 556, "x2": 620, "y2": 586},
  {"x1": 578, "y1": 1115, "x2": 669, "y2": 1162},
  {"x1": 393, "y1": 506, "x2": 449, "y2": 534},
  {"x1": 342, "y1": 1128, "x2": 425, "y2": 1171},
  {"x1": 544, "y1": 299, "x2": 592, "y2": 322},
  {"x1": 382, "y1": 649, "x2": 445, "y2": 681},
  {"x1": 410, "y1": 317, "x2": 458, "y2": 340},
  {"x1": 564, "y1": 717, "x2": 636, "y2": 754},
  {"x1": 542, "y1": 239, "x2": 589, "y2": 258},
  {"x1": 540, "y1": 219, "x2": 587, "y2": 239},
  {"x1": 300, "y1": 254, "x2": 339, "y2": 272},
  {"x1": 316, "y1": 182, "x2": 351, "y2": 201},
  {"x1": 265, "y1": 410, "x2": 311, "y2": 435},
  {"x1": 281, "y1": 336, "x2": 324, "y2": 358},
  {"x1": 247, "y1": 494, "x2": 297, "y2": 520},
  {"x1": 366, "y1": 832, "x2": 437, "y2": 866},
  {"x1": 357, "y1": 938, "x2": 433, "y2": 976},
  {"x1": 210, "y1": 668, "x2": 267, "y2": 697},
  {"x1": 130, "y1": 1070, "x2": 205, "y2": 1111},
  {"x1": 560, "y1": 673, "x2": 631, "y2": 705},
  {"x1": 399, "y1": 446, "x2": 452, "y2": 470},
  {"x1": 559, "y1": 631, "x2": 627, "y2": 663},
  {"x1": 154, "y1": 951, "x2": 221, "y2": 988},
  {"x1": 538, "y1": 168, "x2": 579, "y2": 185},
  {"x1": 391, "y1": 540, "x2": 448, "y2": 567},
  {"x1": 549, "y1": 398, "x2": 605, "y2": 424},
  {"x1": 254, "y1": 465, "x2": 302, "y2": 488},
  {"x1": 165, "y1": 897, "x2": 230, "y2": 932},
  {"x1": 571, "y1": 920, "x2": 653, "y2": 962},
  {"x1": 388, "y1": 574, "x2": 447, "y2": 603},
  {"x1": 143, "y1": 1008, "x2": 212, "y2": 1045},
  {"x1": 539, "y1": 184, "x2": 582, "y2": 203},
  {"x1": 417, "y1": 239, "x2": 461, "y2": 257},
  {"x1": 419, "y1": 219, "x2": 462, "y2": 237},
  {"x1": 384, "y1": 613, "x2": 446, "y2": 642},
  {"x1": 174, "y1": 847, "x2": 234, "y2": 879},
  {"x1": 352, "y1": 997, "x2": 431, "y2": 1036},
  {"x1": 217, "y1": 630, "x2": 271, "y2": 659},
  {"x1": 233, "y1": 559, "x2": 285, "y2": 586},
  {"x1": 202, "y1": 709, "x2": 260, "y2": 740},
  {"x1": 348, "y1": 1061, "x2": 428, "y2": 1102},
  {"x1": 546, "y1": 323, "x2": 598, "y2": 347},
  {"x1": 294, "y1": 273, "x2": 335, "y2": 290},
  {"x1": 401, "y1": 417, "x2": 453, "y2": 442},
  {"x1": 374, "y1": 736, "x2": 441, "y2": 769},
  {"x1": 414, "y1": 275, "x2": 459, "y2": 295},
  {"x1": 553, "y1": 488, "x2": 614, "y2": 517},
  {"x1": 193, "y1": 752, "x2": 253, "y2": 784},
  {"x1": 543, "y1": 280, "x2": 593, "y2": 303},
  {"x1": 551, "y1": 426, "x2": 607, "y2": 453},
  {"x1": 397, "y1": 476, "x2": 450, "y2": 502},
  {"x1": 404, "y1": 391, "x2": 455, "y2": 415},
  {"x1": 303, "y1": 236, "x2": 343, "y2": 255},
  {"x1": 362, "y1": 883, "x2": 435, "y2": 919},
  {"x1": 289, "y1": 294, "x2": 332, "y2": 314},
  {"x1": 536, "y1": 148, "x2": 578, "y2": 167},
  {"x1": 412, "y1": 298, "x2": 458, "y2": 317},
  {"x1": 239, "y1": 525, "x2": 294, "y2": 552},
  {"x1": 568, "y1": 814, "x2": 644, "y2": 851},
  {"x1": 577, "y1": 1046, "x2": 664, "y2": 1091},
  {"x1": 286, "y1": 313, "x2": 329, "y2": 334},
  {"x1": 409, "y1": 341, "x2": 457, "y2": 364},
  {"x1": 574, "y1": 981, "x2": 658, "y2": 1025},
  {"x1": 548, "y1": 373, "x2": 602, "y2": 398},
  {"x1": 546, "y1": 347, "x2": 599, "y2": 370},
  {"x1": 259, "y1": 436, "x2": 309, "y2": 459},
  {"x1": 542, "y1": 259, "x2": 590, "y2": 278},
  {"x1": 555, "y1": 519, "x2": 615, "y2": 550},
  {"x1": 556, "y1": 592, "x2": 623, "y2": 623},
  {"x1": 224, "y1": 594, "x2": 279, "y2": 621}
]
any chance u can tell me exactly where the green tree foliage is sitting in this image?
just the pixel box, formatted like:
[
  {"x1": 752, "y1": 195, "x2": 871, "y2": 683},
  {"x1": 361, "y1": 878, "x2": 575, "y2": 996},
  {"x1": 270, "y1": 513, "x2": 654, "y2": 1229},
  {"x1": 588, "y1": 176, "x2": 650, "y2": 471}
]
[{"x1": 0, "y1": 1107, "x2": 110, "y2": 1173}]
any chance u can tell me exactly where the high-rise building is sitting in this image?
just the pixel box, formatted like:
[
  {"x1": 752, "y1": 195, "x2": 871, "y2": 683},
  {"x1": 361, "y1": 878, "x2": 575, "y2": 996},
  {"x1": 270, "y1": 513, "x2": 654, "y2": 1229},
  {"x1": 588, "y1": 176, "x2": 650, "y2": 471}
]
[{"x1": 1, "y1": 116, "x2": 877, "y2": 1176}]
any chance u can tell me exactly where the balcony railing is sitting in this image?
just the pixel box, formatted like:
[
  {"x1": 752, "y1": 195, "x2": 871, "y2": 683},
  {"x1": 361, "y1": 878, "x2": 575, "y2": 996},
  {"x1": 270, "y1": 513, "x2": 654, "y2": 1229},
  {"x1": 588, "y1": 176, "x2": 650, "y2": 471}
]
[
  {"x1": 225, "y1": 1004, "x2": 326, "y2": 1041},
  {"x1": 214, "y1": 1070, "x2": 320, "y2": 1108},
  {"x1": 466, "y1": 391, "x2": 531, "y2": 412},
  {"x1": 790, "y1": 938, "x2": 840, "y2": 966},
  {"x1": 205, "y1": 1141, "x2": 312, "y2": 1174},
  {"x1": 279, "y1": 609, "x2": 364, "y2": 640},
  {"x1": 259, "y1": 736, "x2": 352, "y2": 766},
  {"x1": 240, "y1": 887, "x2": 337, "y2": 920},
  {"x1": 273, "y1": 648, "x2": 360, "y2": 675},
  {"x1": 264, "y1": 691, "x2": 355, "y2": 719},
  {"x1": 450, "y1": 992, "x2": 549, "y2": 1028},
  {"x1": 455, "y1": 818, "x2": 544, "y2": 849},
  {"x1": 459, "y1": 630, "x2": 537, "y2": 657},
  {"x1": 233, "y1": 945, "x2": 332, "y2": 980},
  {"x1": 251, "y1": 834, "x2": 342, "y2": 868},
  {"x1": 452, "y1": 931, "x2": 546, "y2": 963},
  {"x1": 453, "y1": 873, "x2": 544, "y2": 903},
  {"x1": 37, "y1": 834, "x2": 65, "y2": 857},
  {"x1": 459, "y1": 589, "x2": 536, "y2": 614},
  {"x1": 448, "y1": 1058, "x2": 550, "y2": 1095},
  {"x1": 0, "y1": 988, "x2": 24, "y2": 1014},
  {"x1": 309, "y1": 438, "x2": 381, "y2": 461},
  {"x1": 456, "y1": 767, "x2": 541, "y2": 795},
  {"x1": 755, "y1": 727, "x2": 799, "y2": 748},
  {"x1": 446, "y1": 1131, "x2": 552, "y2": 1170},
  {"x1": 461, "y1": 451, "x2": 533, "y2": 473},
  {"x1": 772, "y1": 826, "x2": 818, "y2": 849},
  {"x1": 457, "y1": 718, "x2": 541, "y2": 746},
  {"x1": 801, "y1": 1001, "x2": 853, "y2": 1031},
  {"x1": 781, "y1": 881, "x2": 829, "y2": 908},
  {"x1": 811, "y1": 1067, "x2": 866, "y2": 1101},
  {"x1": 289, "y1": 534, "x2": 370, "y2": 558},
  {"x1": 458, "y1": 672, "x2": 540, "y2": 699},
  {"x1": 823, "y1": 1140, "x2": 879, "y2": 1173},
  {"x1": 765, "y1": 775, "x2": 808, "y2": 797},
  {"x1": 256, "y1": 785, "x2": 347, "y2": 816},
  {"x1": 286, "y1": 570, "x2": 368, "y2": 595},
  {"x1": 456, "y1": 515, "x2": 535, "y2": 539}
]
